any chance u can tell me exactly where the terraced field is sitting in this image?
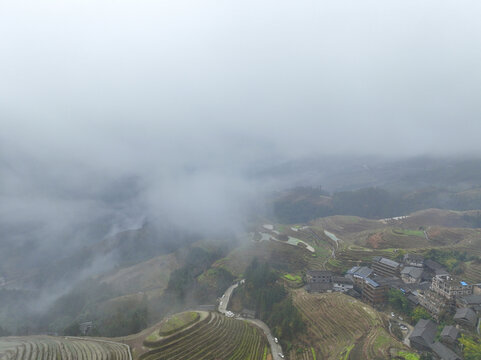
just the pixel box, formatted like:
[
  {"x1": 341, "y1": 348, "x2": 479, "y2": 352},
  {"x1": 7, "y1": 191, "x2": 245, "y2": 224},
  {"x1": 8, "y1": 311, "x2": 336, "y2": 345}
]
[
  {"x1": 463, "y1": 261, "x2": 481, "y2": 283},
  {"x1": 290, "y1": 290, "x2": 407, "y2": 360},
  {"x1": 213, "y1": 240, "x2": 312, "y2": 277},
  {"x1": 133, "y1": 312, "x2": 268, "y2": 360},
  {"x1": 326, "y1": 245, "x2": 399, "y2": 273},
  {"x1": 312, "y1": 212, "x2": 480, "y2": 250},
  {"x1": 0, "y1": 335, "x2": 130, "y2": 360}
]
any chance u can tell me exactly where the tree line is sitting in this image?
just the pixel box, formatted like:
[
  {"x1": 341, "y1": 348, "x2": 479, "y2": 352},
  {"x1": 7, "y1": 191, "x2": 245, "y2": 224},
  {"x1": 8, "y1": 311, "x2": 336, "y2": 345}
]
[
  {"x1": 273, "y1": 186, "x2": 481, "y2": 223},
  {"x1": 234, "y1": 259, "x2": 305, "y2": 344}
]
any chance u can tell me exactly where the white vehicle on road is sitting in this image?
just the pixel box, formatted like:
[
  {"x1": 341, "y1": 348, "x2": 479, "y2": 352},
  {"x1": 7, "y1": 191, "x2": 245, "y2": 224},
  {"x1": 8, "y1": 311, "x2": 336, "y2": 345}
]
[
  {"x1": 278, "y1": 353, "x2": 285, "y2": 359},
  {"x1": 274, "y1": 337, "x2": 278, "y2": 344}
]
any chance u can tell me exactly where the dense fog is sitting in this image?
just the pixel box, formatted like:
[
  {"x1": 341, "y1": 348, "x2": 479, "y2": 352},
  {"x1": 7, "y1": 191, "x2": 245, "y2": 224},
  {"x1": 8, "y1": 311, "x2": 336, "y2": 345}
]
[{"x1": 1, "y1": 0, "x2": 481, "y2": 334}]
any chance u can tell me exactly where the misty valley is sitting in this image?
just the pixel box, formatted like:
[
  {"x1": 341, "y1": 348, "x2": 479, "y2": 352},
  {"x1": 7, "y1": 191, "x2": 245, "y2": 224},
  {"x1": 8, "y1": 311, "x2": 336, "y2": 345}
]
[
  {"x1": 2, "y1": 157, "x2": 481, "y2": 359},
  {"x1": 2, "y1": 0, "x2": 481, "y2": 359}
]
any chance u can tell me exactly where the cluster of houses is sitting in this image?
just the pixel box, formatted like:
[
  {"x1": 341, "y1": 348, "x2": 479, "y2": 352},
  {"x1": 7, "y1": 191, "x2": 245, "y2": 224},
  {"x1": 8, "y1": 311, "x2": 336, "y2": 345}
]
[
  {"x1": 306, "y1": 254, "x2": 429, "y2": 305},
  {"x1": 306, "y1": 253, "x2": 481, "y2": 359},
  {"x1": 409, "y1": 319, "x2": 462, "y2": 360}
]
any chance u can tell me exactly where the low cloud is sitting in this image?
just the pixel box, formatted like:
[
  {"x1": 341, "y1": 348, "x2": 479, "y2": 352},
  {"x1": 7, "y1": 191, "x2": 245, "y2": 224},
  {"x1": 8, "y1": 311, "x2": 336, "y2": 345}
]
[{"x1": 1, "y1": 0, "x2": 481, "y2": 303}]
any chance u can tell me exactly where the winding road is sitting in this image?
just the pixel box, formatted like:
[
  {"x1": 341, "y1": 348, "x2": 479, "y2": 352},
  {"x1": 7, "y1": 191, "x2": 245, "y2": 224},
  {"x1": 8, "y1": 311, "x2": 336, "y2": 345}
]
[{"x1": 219, "y1": 281, "x2": 285, "y2": 360}]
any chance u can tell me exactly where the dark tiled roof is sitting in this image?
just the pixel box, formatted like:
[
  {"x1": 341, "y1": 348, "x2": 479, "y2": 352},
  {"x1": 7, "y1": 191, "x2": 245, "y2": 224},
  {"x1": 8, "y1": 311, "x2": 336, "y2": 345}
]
[
  {"x1": 454, "y1": 307, "x2": 477, "y2": 326},
  {"x1": 440, "y1": 325, "x2": 459, "y2": 341},
  {"x1": 307, "y1": 270, "x2": 332, "y2": 277},
  {"x1": 409, "y1": 319, "x2": 437, "y2": 346},
  {"x1": 401, "y1": 266, "x2": 423, "y2": 279},
  {"x1": 421, "y1": 270, "x2": 434, "y2": 281},
  {"x1": 435, "y1": 268, "x2": 450, "y2": 276},
  {"x1": 430, "y1": 341, "x2": 461, "y2": 360},
  {"x1": 407, "y1": 294, "x2": 420, "y2": 305},
  {"x1": 376, "y1": 257, "x2": 400, "y2": 268},
  {"x1": 425, "y1": 259, "x2": 444, "y2": 270},
  {"x1": 459, "y1": 294, "x2": 481, "y2": 305}
]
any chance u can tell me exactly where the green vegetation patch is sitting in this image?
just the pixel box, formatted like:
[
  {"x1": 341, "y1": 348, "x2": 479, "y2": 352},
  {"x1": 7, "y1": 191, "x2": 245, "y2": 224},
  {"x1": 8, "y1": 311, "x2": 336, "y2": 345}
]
[
  {"x1": 373, "y1": 332, "x2": 391, "y2": 353},
  {"x1": 392, "y1": 228, "x2": 424, "y2": 237},
  {"x1": 398, "y1": 351, "x2": 420, "y2": 360},
  {"x1": 459, "y1": 335, "x2": 481, "y2": 360},
  {"x1": 341, "y1": 344, "x2": 354, "y2": 360},
  {"x1": 262, "y1": 345, "x2": 268, "y2": 360},
  {"x1": 424, "y1": 248, "x2": 478, "y2": 275},
  {"x1": 146, "y1": 330, "x2": 162, "y2": 342},
  {"x1": 158, "y1": 311, "x2": 200, "y2": 336},
  {"x1": 283, "y1": 273, "x2": 302, "y2": 282}
]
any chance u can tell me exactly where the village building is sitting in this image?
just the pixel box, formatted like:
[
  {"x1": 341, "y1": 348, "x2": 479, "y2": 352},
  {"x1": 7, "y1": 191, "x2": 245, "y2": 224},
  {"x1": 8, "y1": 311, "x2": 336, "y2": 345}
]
[
  {"x1": 431, "y1": 275, "x2": 473, "y2": 299},
  {"x1": 361, "y1": 277, "x2": 391, "y2": 305},
  {"x1": 345, "y1": 266, "x2": 373, "y2": 291},
  {"x1": 408, "y1": 319, "x2": 437, "y2": 351},
  {"x1": 306, "y1": 270, "x2": 332, "y2": 283},
  {"x1": 424, "y1": 260, "x2": 449, "y2": 281},
  {"x1": 306, "y1": 282, "x2": 332, "y2": 293},
  {"x1": 332, "y1": 276, "x2": 353, "y2": 292},
  {"x1": 440, "y1": 325, "x2": 459, "y2": 345},
  {"x1": 453, "y1": 307, "x2": 478, "y2": 328},
  {"x1": 306, "y1": 270, "x2": 333, "y2": 293},
  {"x1": 430, "y1": 341, "x2": 461, "y2": 360},
  {"x1": 417, "y1": 290, "x2": 447, "y2": 318},
  {"x1": 403, "y1": 253, "x2": 424, "y2": 267},
  {"x1": 474, "y1": 284, "x2": 481, "y2": 295},
  {"x1": 456, "y1": 294, "x2": 481, "y2": 313},
  {"x1": 372, "y1": 257, "x2": 400, "y2": 278},
  {"x1": 401, "y1": 266, "x2": 423, "y2": 284},
  {"x1": 407, "y1": 293, "x2": 420, "y2": 306}
]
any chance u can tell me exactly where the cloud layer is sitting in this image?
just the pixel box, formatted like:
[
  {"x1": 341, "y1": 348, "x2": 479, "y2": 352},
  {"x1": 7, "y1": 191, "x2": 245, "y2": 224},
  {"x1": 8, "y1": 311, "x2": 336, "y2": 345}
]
[{"x1": 1, "y1": 1, "x2": 481, "y2": 277}]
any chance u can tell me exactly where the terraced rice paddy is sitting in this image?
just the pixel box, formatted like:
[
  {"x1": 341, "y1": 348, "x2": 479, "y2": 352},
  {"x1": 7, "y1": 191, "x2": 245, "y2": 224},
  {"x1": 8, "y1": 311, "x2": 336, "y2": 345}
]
[
  {"x1": 463, "y1": 261, "x2": 481, "y2": 283},
  {"x1": 326, "y1": 246, "x2": 397, "y2": 273},
  {"x1": 138, "y1": 312, "x2": 268, "y2": 360},
  {"x1": 0, "y1": 336, "x2": 130, "y2": 360},
  {"x1": 290, "y1": 290, "x2": 406, "y2": 360}
]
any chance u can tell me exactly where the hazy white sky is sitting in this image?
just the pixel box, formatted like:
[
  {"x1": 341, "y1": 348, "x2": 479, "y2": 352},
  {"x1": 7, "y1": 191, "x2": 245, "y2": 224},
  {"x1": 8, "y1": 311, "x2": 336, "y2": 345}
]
[
  {"x1": 1, "y1": 0, "x2": 481, "y2": 252},
  {"x1": 1, "y1": 0, "x2": 481, "y2": 161},
  {"x1": 3, "y1": 0, "x2": 481, "y2": 320}
]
